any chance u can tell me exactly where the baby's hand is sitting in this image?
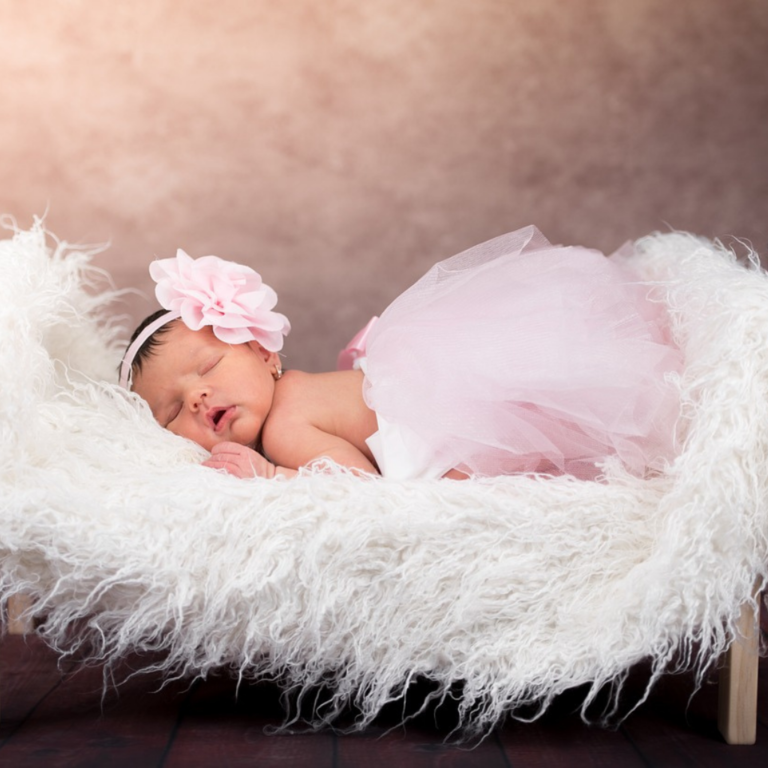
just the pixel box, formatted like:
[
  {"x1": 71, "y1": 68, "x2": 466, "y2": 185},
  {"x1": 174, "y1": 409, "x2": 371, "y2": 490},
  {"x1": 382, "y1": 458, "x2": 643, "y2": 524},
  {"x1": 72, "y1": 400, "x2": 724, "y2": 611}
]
[{"x1": 202, "y1": 442, "x2": 276, "y2": 479}]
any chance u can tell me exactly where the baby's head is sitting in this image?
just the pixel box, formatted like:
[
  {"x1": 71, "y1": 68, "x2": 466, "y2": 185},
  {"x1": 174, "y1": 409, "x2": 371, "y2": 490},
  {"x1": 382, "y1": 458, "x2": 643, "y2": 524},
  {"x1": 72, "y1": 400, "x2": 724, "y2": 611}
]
[{"x1": 120, "y1": 250, "x2": 290, "y2": 451}]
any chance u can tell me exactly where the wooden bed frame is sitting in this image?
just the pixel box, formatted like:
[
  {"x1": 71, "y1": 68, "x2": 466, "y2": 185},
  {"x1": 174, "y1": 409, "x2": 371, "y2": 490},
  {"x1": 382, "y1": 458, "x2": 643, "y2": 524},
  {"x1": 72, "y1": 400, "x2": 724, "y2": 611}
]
[{"x1": 2, "y1": 591, "x2": 761, "y2": 744}]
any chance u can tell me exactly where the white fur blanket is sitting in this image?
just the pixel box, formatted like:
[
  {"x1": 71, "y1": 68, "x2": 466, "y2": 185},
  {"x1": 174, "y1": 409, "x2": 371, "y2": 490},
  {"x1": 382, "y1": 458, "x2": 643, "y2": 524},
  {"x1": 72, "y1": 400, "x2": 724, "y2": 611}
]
[{"x1": 1, "y1": 219, "x2": 766, "y2": 735}]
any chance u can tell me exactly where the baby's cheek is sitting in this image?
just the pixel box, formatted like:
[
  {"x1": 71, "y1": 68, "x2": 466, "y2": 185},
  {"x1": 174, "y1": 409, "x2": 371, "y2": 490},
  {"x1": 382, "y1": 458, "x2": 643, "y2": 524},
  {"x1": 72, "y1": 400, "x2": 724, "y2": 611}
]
[
  {"x1": 230, "y1": 417, "x2": 262, "y2": 450},
  {"x1": 169, "y1": 418, "x2": 212, "y2": 451}
]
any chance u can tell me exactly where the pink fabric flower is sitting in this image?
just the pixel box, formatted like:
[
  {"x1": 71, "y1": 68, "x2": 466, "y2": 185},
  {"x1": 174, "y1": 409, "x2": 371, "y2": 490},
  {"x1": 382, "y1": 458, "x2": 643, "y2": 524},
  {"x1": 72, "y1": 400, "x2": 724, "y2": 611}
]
[{"x1": 149, "y1": 250, "x2": 290, "y2": 351}]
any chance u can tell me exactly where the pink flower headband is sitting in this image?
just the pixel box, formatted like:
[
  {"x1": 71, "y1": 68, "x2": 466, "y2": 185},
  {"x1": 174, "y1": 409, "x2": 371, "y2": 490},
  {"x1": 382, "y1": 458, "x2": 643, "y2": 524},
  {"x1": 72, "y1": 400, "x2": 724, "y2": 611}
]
[{"x1": 119, "y1": 249, "x2": 290, "y2": 388}]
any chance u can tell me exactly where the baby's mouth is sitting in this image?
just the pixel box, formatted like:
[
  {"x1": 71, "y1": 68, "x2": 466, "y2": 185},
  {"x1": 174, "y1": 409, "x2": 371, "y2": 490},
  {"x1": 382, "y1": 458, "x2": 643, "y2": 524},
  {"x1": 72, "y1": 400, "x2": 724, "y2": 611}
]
[{"x1": 208, "y1": 406, "x2": 235, "y2": 432}]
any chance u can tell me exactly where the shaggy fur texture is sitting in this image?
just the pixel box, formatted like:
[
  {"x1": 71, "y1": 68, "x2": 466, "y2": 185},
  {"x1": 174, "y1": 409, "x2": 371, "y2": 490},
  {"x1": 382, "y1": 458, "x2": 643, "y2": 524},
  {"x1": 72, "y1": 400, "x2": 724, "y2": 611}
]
[{"x1": 1, "y1": 218, "x2": 766, "y2": 735}]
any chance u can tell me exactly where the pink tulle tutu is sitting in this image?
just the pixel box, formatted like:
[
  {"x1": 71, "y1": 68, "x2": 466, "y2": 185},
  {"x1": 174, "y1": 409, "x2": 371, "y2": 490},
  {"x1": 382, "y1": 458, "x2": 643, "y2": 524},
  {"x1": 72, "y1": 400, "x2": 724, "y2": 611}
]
[{"x1": 360, "y1": 226, "x2": 682, "y2": 480}]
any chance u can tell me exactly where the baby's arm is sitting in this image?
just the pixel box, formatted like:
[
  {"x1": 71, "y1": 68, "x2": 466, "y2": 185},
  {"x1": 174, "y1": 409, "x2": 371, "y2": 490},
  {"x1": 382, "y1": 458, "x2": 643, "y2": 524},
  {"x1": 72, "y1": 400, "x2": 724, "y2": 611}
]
[
  {"x1": 203, "y1": 429, "x2": 379, "y2": 480},
  {"x1": 202, "y1": 442, "x2": 298, "y2": 479},
  {"x1": 264, "y1": 420, "x2": 380, "y2": 477},
  {"x1": 205, "y1": 371, "x2": 380, "y2": 479}
]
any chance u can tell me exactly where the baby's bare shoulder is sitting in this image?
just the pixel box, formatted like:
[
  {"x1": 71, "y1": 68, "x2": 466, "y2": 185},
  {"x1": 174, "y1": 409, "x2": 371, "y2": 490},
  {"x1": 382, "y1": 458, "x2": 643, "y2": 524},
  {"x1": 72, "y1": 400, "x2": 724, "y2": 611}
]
[
  {"x1": 272, "y1": 369, "x2": 309, "y2": 403},
  {"x1": 263, "y1": 369, "x2": 351, "y2": 438},
  {"x1": 274, "y1": 369, "x2": 364, "y2": 411},
  {"x1": 262, "y1": 370, "x2": 368, "y2": 462},
  {"x1": 264, "y1": 370, "x2": 312, "y2": 432}
]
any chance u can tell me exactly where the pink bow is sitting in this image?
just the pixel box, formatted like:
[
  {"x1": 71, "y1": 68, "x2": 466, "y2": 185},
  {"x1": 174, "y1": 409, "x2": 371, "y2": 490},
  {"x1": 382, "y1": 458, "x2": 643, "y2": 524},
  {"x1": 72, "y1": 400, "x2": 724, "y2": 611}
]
[
  {"x1": 337, "y1": 316, "x2": 378, "y2": 370},
  {"x1": 150, "y1": 250, "x2": 291, "y2": 351}
]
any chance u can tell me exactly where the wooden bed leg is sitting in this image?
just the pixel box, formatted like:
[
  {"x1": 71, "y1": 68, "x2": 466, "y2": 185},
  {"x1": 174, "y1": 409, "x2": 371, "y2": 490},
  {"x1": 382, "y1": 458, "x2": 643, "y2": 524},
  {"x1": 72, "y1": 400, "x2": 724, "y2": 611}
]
[
  {"x1": 718, "y1": 591, "x2": 760, "y2": 745},
  {"x1": 7, "y1": 594, "x2": 34, "y2": 635}
]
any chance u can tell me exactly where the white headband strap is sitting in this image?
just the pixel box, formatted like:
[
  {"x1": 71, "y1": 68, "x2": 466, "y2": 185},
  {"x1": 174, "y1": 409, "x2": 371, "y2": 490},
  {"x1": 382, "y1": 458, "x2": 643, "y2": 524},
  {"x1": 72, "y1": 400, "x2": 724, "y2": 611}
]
[{"x1": 118, "y1": 310, "x2": 181, "y2": 389}]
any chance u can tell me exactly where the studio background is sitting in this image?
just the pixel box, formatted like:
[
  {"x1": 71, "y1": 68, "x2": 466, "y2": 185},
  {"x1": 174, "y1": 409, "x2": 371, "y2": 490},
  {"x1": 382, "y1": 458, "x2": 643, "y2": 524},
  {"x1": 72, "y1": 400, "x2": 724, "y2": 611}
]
[{"x1": 1, "y1": 0, "x2": 766, "y2": 370}]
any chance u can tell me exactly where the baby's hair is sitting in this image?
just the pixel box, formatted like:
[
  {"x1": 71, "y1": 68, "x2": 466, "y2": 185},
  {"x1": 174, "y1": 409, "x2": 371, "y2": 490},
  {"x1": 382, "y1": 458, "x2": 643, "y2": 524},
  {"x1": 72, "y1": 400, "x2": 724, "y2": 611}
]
[{"x1": 121, "y1": 309, "x2": 179, "y2": 381}]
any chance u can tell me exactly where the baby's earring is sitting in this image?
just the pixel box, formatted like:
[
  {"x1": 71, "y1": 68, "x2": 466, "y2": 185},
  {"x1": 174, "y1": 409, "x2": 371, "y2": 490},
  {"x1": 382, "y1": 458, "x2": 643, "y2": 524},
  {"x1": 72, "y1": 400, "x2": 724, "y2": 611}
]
[{"x1": 272, "y1": 364, "x2": 283, "y2": 381}]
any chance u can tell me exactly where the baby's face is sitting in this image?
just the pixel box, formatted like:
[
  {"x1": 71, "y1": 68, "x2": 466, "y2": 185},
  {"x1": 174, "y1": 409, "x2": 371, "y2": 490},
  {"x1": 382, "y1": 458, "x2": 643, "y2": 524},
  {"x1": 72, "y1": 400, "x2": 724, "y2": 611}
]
[{"x1": 132, "y1": 322, "x2": 280, "y2": 452}]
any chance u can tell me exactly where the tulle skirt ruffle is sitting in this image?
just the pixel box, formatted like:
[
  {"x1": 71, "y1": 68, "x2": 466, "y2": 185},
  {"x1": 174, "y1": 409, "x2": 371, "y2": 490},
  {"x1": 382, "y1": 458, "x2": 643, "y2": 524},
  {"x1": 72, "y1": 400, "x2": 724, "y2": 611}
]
[{"x1": 362, "y1": 226, "x2": 682, "y2": 480}]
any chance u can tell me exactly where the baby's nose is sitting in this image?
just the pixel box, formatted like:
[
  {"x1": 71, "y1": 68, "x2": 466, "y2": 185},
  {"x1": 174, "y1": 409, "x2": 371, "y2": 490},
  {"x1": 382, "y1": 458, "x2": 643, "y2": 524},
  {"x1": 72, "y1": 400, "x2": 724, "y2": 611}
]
[{"x1": 187, "y1": 387, "x2": 208, "y2": 411}]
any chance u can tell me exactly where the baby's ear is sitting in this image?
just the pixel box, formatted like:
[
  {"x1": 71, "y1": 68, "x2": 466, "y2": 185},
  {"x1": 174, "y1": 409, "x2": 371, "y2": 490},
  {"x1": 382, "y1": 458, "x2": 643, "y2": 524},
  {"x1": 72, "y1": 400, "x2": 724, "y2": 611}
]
[{"x1": 247, "y1": 341, "x2": 279, "y2": 365}]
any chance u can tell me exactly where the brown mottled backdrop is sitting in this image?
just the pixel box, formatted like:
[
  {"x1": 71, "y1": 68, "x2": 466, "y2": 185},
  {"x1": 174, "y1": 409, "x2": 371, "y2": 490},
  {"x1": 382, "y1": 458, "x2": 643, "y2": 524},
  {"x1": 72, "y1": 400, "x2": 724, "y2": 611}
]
[{"x1": 1, "y1": 0, "x2": 766, "y2": 370}]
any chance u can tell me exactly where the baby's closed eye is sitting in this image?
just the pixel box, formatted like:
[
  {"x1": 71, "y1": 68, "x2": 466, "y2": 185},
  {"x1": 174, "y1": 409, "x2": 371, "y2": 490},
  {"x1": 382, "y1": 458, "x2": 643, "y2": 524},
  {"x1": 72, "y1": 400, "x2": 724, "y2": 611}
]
[{"x1": 200, "y1": 355, "x2": 222, "y2": 375}]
